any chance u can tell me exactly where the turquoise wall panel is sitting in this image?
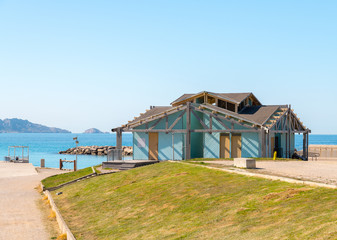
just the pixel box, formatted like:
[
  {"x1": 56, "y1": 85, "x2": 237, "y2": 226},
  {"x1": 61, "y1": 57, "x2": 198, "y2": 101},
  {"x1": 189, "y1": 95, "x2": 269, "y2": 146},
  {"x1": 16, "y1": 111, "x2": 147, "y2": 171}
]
[
  {"x1": 157, "y1": 132, "x2": 184, "y2": 160},
  {"x1": 150, "y1": 111, "x2": 185, "y2": 130},
  {"x1": 158, "y1": 132, "x2": 172, "y2": 160},
  {"x1": 204, "y1": 132, "x2": 220, "y2": 158},
  {"x1": 133, "y1": 131, "x2": 149, "y2": 160},
  {"x1": 133, "y1": 111, "x2": 185, "y2": 160},
  {"x1": 291, "y1": 134, "x2": 295, "y2": 153},
  {"x1": 241, "y1": 132, "x2": 260, "y2": 158},
  {"x1": 204, "y1": 113, "x2": 258, "y2": 158},
  {"x1": 173, "y1": 133, "x2": 184, "y2": 160}
]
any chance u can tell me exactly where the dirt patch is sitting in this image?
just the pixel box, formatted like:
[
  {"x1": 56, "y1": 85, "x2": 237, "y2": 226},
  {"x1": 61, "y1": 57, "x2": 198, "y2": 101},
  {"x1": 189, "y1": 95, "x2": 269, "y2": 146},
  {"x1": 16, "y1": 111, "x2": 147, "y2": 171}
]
[
  {"x1": 263, "y1": 188, "x2": 312, "y2": 201},
  {"x1": 175, "y1": 172, "x2": 189, "y2": 176}
]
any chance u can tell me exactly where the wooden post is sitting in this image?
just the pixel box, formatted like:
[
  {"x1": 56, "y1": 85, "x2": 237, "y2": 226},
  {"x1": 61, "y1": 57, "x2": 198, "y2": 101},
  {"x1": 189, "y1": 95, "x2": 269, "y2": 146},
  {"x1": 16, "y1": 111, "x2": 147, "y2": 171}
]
[
  {"x1": 185, "y1": 102, "x2": 191, "y2": 160},
  {"x1": 74, "y1": 160, "x2": 77, "y2": 171},
  {"x1": 303, "y1": 132, "x2": 307, "y2": 160},
  {"x1": 116, "y1": 127, "x2": 123, "y2": 160},
  {"x1": 59, "y1": 159, "x2": 62, "y2": 170},
  {"x1": 229, "y1": 133, "x2": 232, "y2": 158},
  {"x1": 285, "y1": 132, "x2": 288, "y2": 158},
  {"x1": 307, "y1": 131, "x2": 309, "y2": 159},
  {"x1": 260, "y1": 129, "x2": 266, "y2": 158},
  {"x1": 267, "y1": 132, "x2": 270, "y2": 158},
  {"x1": 288, "y1": 106, "x2": 291, "y2": 158}
]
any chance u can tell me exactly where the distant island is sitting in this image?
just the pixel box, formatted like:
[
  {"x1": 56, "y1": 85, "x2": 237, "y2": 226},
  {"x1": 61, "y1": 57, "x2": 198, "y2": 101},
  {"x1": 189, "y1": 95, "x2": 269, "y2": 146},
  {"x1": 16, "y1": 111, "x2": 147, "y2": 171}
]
[
  {"x1": 0, "y1": 118, "x2": 71, "y2": 133},
  {"x1": 83, "y1": 128, "x2": 105, "y2": 134}
]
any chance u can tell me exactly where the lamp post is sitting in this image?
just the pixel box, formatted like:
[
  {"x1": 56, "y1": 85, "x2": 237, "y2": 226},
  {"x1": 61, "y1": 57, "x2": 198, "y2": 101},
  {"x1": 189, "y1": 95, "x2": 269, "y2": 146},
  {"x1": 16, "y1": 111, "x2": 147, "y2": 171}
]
[{"x1": 73, "y1": 137, "x2": 79, "y2": 163}]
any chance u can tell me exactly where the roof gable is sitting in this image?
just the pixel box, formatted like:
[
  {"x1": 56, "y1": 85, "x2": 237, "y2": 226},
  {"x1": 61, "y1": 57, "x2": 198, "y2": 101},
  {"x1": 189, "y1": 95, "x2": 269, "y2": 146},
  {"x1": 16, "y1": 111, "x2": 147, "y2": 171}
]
[{"x1": 171, "y1": 91, "x2": 261, "y2": 106}]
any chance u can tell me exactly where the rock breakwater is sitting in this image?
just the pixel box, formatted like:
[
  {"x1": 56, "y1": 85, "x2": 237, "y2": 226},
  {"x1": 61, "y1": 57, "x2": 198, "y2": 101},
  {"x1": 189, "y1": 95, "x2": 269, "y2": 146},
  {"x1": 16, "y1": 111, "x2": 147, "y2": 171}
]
[{"x1": 59, "y1": 146, "x2": 133, "y2": 156}]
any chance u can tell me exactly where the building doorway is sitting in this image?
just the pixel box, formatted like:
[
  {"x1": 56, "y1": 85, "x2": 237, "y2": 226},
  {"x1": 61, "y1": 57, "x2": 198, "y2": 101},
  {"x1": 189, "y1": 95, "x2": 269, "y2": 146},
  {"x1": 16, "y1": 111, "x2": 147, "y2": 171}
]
[
  {"x1": 231, "y1": 134, "x2": 242, "y2": 158},
  {"x1": 149, "y1": 132, "x2": 159, "y2": 160},
  {"x1": 220, "y1": 133, "x2": 230, "y2": 158}
]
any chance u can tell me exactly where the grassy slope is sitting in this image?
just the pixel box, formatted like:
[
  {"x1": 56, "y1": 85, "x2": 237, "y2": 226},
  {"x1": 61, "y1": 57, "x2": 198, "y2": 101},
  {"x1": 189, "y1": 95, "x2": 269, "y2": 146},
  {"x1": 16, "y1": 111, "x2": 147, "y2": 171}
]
[
  {"x1": 42, "y1": 167, "x2": 93, "y2": 188},
  {"x1": 191, "y1": 158, "x2": 298, "y2": 161},
  {"x1": 52, "y1": 162, "x2": 337, "y2": 240}
]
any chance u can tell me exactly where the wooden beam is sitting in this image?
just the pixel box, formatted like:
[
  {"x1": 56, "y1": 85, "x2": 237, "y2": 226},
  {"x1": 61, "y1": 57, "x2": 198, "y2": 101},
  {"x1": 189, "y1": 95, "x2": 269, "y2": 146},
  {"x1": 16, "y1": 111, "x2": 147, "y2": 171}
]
[
  {"x1": 213, "y1": 116, "x2": 229, "y2": 130},
  {"x1": 168, "y1": 110, "x2": 186, "y2": 130},
  {"x1": 192, "y1": 106, "x2": 257, "y2": 130},
  {"x1": 127, "y1": 106, "x2": 186, "y2": 129},
  {"x1": 124, "y1": 129, "x2": 187, "y2": 133},
  {"x1": 149, "y1": 118, "x2": 163, "y2": 130},
  {"x1": 165, "y1": 116, "x2": 168, "y2": 133},
  {"x1": 191, "y1": 103, "x2": 260, "y2": 127},
  {"x1": 192, "y1": 129, "x2": 259, "y2": 133},
  {"x1": 191, "y1": 109, "x2": 209, "y2": 129}
]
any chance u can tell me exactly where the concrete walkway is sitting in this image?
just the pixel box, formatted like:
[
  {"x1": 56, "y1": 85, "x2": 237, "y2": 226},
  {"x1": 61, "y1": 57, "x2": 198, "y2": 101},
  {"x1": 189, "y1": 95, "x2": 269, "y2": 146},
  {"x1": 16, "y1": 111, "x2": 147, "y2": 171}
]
[
  {"x1": 204, "y1": 160, "x2": 337, "y2": 185},
  {"x1": 0, "y1": 162, "x2": 63, "y2": 240}
]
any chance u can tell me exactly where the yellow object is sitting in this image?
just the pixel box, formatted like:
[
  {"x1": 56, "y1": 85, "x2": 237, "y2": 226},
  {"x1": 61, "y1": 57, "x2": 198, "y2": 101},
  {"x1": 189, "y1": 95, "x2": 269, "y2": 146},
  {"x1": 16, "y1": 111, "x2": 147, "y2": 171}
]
[
  {"x1": 57, "y1": 233, "x2": 67, "y2": 240},
  {"x1": 48, "y1": 210, "x2": 56, "y2": 219},
  {"x1": 273, "y1": 151, "x2": 277, "y2": 160}
]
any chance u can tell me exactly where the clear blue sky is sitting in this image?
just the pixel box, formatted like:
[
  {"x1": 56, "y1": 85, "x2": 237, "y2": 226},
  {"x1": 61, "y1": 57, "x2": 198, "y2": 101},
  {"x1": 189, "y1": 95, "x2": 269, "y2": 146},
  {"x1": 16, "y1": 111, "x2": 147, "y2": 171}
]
[{"x1": 0, "y1": 1, "x2": 336, "y2": 133}]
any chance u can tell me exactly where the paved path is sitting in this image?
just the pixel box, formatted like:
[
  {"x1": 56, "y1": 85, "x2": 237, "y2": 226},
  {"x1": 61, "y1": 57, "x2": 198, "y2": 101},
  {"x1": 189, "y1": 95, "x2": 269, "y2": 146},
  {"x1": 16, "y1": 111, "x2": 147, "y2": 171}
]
[
  {"x1": 204, "y1": 160, "x2": 337, "y2": 185},
  {"x1": 0, "y1": 162, "x2": 63, "y2": 240}
]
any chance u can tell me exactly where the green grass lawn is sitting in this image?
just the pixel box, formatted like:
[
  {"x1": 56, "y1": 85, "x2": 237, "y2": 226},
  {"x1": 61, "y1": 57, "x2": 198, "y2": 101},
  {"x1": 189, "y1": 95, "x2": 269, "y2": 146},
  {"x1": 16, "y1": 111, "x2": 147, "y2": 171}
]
[
  {"x1": 42, "y1": 167, "x2": 93, "y2": 189},
  {"x1": 51, "y1": 162, "x2": 337, "y2": 240}
]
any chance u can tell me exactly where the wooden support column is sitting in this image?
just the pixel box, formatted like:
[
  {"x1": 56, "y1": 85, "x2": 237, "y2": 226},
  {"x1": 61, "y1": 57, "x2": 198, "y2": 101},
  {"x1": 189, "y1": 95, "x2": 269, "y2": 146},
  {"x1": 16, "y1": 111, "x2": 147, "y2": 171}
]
[
  {"x1": 285, "y1": 132, "x2": 288, "y2": 158},
  {"x1": 185, "y1": 102, "x2": 191, "y2": 160},
  {"x1": 267, "y1": 132, "x2": 270, "y2": 158},
  {"x1": 116, "y1": 127, "x2": 123, "y2": 160},
  {"x1": 307, "y1": 132, "x2": 309, "y2": 159},
  {"x1": 288, "y1": 106, "x2": 291, "y2": 158},
  {"x1": 303, "y1": 132, "x2": 307, "y2": 160},
  {"x1": 229, "y1": 133, "x2": 232, "y2": 158},
  {"x1": 260, "y1": 129, "x2": 266, "y2": 158}
]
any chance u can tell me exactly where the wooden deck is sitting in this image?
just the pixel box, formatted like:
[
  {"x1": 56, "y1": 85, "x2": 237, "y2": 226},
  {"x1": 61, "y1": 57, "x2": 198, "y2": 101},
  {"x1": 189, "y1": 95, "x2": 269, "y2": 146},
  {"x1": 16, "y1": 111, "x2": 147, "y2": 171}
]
[{"x1": 102, "y1": 160, "x2": 159, "y2": 170}]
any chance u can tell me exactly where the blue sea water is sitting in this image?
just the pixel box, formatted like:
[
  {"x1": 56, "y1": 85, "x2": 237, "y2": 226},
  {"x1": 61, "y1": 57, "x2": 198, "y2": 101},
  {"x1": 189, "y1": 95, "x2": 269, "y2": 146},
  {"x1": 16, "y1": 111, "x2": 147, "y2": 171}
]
[
  {"x1": 0, "y1": 133, "x2": 133, "y2": 169},
  {"x1": 0, "y1": 133, "x2": 335, "y2": 169}
]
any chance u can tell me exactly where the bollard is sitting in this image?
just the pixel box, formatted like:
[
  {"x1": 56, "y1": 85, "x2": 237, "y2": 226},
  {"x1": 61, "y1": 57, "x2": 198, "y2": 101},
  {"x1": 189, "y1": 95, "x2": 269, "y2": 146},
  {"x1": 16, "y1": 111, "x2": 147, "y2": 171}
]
[{"x1": 41, "y1": 159, "x2": 45, "y2": 168}]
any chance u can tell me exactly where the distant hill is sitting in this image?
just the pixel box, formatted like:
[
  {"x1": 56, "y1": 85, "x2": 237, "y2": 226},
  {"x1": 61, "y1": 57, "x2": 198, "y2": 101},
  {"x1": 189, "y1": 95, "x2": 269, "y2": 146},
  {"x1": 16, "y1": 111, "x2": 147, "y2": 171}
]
[
  {"x1": 0, "y1": 118, "x2": 71, "y2": 133},
  {"x1": 83, "y1": 128, "x2": 104, "y2": 134}
]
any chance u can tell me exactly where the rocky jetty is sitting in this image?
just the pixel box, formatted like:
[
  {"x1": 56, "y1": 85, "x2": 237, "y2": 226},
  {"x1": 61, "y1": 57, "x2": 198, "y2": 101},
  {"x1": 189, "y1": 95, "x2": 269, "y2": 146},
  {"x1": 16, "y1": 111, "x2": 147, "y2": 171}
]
[{"x1": 59, "y1": 146, "x2": 133, "y2": 156}]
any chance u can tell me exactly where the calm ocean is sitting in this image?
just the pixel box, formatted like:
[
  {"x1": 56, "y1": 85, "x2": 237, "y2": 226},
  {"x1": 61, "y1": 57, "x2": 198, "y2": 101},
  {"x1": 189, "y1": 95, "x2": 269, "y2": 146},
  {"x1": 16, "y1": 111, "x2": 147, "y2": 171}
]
[
  {"x1": 0, "y1": 133, "x2": 133, "y2": 169},
  {"x1": 0, "y1": 133, "x2": 335, "y2": 169}
]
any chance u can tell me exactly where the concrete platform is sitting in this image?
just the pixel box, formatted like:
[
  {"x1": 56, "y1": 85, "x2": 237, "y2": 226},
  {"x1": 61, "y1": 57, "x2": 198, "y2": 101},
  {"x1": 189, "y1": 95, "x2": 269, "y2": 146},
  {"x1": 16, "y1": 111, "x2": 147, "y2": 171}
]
[
  {"x1": 0, "y1": 161, "x2": 37, "y2": 179},
  {"x1": 102, "y1": 160, "x2": 159, "y2": 170}
]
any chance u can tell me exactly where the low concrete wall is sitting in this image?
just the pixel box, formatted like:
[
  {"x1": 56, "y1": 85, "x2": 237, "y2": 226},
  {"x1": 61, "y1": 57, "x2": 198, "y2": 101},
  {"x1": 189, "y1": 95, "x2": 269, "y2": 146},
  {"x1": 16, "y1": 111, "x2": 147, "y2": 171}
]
[
  {"x1": 309, "y1": 145, "x2": 337, "y2": 160},
  {"x1": 44, "y1": 190, "x2": 76, "y2": 240}
]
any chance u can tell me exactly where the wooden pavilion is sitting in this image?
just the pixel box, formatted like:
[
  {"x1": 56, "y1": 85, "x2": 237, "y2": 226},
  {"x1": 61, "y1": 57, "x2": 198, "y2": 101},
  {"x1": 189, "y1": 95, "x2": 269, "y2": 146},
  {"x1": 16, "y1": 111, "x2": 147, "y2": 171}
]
[{"x1": 112, "y1": 91, "x2": 310, "y2": 160}]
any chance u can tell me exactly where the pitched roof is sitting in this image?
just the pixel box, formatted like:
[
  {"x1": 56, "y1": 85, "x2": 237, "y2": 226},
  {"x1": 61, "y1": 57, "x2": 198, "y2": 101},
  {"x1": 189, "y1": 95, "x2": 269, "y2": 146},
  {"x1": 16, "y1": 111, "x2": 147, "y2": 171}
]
[
  {"x1": 127, "y1": 106, "x2": 173, "y2": 125},
  {"x1": 212, "y1": 93, "x2": 252, "y2": 103},
  {"x1": 171, "y1": 92, "x2": 255, "y2": 105},
  {"x1": 239, "y1": 105, "x2": 283, "y2": 125},
  {"x1": 124, "y1": 103, "x2": 283, "y2": 129},
  {"x1": 171, "y1": 94, "x2": 194, "y2": 104}
]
